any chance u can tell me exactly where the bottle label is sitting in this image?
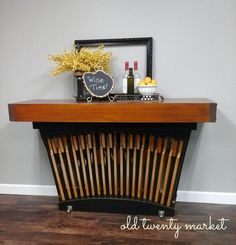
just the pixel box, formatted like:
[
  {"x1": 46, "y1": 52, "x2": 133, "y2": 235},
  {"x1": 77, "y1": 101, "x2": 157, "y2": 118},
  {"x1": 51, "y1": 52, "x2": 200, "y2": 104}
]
[
  {"x1": 134, "y1": 78, "x2": 140, "y2": 93},
  {"x1": 122, "y1": 78, "x2": 127, "y2": 93}
]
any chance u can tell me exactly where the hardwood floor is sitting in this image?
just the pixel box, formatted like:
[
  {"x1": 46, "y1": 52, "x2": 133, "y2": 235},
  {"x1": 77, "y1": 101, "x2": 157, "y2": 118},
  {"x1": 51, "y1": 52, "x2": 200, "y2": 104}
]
[{"x1": 0, "y1": 195, "x2": 235, "y2": 244}]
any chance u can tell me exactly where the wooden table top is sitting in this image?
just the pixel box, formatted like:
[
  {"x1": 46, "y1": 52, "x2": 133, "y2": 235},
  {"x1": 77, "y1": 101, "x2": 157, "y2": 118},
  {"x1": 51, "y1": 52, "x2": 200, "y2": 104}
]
[{"x1": 8, "y1": 99, "x2": 217, "y2": 123}]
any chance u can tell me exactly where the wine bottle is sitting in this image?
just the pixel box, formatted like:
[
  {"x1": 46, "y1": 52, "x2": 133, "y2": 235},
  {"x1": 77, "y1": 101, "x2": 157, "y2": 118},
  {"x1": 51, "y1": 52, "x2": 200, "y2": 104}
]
[
  {"x1": 127, "y1": 68, "x2": 134, "y2": 94},
  {"x1": 134, "y1": 61, "x2": 141, "y2": 93},
  {"x1": 122, "y1": 61, "x2": 129, "y2": 93}
]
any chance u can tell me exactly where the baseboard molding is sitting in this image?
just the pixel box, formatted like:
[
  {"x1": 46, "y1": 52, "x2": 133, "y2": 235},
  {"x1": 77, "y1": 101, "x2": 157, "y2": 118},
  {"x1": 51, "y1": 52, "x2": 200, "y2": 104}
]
[
  {"x1": 0, "y1": 184, "x2": 57, "y2": 196},
  {"x1": 0, "y1": 184, "x2": 235, "y2": 205},
  {"x1": 177, "y1": 190, "x2": 236, "y2": 205}
]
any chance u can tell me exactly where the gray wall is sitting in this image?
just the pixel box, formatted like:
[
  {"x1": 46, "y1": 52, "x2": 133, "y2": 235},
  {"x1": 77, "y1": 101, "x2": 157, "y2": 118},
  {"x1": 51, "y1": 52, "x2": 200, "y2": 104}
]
[{"x1": 0, "y1": 0, "x2": 236, "y2": 193}]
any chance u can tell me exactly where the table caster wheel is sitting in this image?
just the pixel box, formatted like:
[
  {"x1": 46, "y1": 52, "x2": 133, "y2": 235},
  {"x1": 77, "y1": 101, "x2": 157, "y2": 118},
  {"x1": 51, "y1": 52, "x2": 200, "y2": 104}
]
[
  {"x1": 67, "y1": 205, "x2": 73, "y2": 213},
  {"x1": 158, "y1": 210, "x2": 165, "y2": 219}
]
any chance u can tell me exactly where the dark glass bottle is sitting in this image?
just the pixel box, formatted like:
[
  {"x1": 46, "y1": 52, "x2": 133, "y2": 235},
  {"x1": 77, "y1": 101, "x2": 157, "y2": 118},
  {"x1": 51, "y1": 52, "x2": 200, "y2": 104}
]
[{"x1": 127, "y1": 68, "x2": 134, "y2": 94}]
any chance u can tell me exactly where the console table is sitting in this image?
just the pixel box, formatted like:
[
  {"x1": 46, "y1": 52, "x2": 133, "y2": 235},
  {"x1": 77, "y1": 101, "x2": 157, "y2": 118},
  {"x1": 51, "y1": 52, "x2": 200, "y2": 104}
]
[{"x1": 8, "y1": 99, "x2": 216, "y2": 217}]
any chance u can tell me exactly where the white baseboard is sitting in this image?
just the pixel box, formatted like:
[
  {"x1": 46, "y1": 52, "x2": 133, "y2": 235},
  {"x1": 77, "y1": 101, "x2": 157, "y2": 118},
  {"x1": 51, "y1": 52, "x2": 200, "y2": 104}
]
[
  {"x1": 0, "y1": 184, "x2": 57, "y2": 196},
  {"x1": 176, "y1": 190, "x2": 236, "y2": 205},
  {"x1": 0, "y1": 184, "x2": 235, "y2": 205}
]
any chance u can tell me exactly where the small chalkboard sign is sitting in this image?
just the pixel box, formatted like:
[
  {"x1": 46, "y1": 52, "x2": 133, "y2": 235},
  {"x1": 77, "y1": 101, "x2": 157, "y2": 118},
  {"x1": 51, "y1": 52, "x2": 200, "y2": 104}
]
[{"x1": 83, "y1": 70, "x2": 114, "y2": 98}]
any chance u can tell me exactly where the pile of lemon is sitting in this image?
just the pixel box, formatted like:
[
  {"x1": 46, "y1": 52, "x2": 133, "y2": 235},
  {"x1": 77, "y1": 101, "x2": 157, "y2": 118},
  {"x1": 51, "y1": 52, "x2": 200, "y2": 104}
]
[{"x1": 138, "y1": 77, "x2": 157, "y2": 86}]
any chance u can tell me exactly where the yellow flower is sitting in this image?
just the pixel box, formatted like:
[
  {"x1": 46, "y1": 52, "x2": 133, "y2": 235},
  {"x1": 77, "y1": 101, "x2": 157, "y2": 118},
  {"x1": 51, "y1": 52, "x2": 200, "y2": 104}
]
[{"x1": 49, "y1": 45, "x2": 112, "y2": 76}]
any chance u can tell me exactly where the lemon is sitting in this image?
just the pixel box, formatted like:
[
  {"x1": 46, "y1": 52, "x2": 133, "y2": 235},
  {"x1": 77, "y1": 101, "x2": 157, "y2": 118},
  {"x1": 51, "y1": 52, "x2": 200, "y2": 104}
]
[
  {"x1": 139, "y1": 77, "x2": 158, "y2": 86},
  {"x1": 139, "y1": 80, "x2": 146, "y2": 86},
  {"x1": 151, "y1": 79, "x2": 157, "y2": 85},
  {"x1": 144, "y1": 77, "x2": 152, "y2": 83}
]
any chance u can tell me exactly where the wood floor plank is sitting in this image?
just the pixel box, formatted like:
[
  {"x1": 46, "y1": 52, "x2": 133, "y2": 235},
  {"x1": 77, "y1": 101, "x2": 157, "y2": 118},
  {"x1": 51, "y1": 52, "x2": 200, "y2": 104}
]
[{"x1": 0, "y1": 195, "x2": 235, "y2": 244}]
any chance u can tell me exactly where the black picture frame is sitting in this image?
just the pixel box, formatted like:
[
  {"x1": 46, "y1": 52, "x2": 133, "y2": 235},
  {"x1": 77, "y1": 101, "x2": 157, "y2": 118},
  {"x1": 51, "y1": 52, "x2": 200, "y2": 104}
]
[{"x1": 74, "y1": 37, "x2": 153, "y2": 78}]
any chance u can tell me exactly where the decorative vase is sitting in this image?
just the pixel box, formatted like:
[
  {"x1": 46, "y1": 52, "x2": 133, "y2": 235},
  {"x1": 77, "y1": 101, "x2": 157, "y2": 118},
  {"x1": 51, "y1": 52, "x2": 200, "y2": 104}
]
[{"x1": 73, "y1": 71, "x2": 90, "y2": 101}]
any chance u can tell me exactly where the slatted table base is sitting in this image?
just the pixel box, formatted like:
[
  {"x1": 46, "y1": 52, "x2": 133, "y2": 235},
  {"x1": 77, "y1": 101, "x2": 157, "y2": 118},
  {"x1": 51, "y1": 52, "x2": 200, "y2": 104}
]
[{"x1": 34, "y1": 123, "x2": 195, "y2": 217}]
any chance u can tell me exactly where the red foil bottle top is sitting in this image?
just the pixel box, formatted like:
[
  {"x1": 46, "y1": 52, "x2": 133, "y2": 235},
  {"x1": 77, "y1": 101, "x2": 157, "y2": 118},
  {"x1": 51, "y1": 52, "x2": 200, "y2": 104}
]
[
  {"x1": 134, "y1": 61, "x2": 138, "y2": 70},
  {"x1": 125, "y1": 61, "x2": 129, "y2": 70}
]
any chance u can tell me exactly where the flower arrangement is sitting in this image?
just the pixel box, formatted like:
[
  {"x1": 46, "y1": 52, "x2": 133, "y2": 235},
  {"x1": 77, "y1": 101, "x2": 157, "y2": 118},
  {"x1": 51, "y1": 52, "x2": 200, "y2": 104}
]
[{"x1": 49, "y1": 45, "x2": 112, "y2": 76}]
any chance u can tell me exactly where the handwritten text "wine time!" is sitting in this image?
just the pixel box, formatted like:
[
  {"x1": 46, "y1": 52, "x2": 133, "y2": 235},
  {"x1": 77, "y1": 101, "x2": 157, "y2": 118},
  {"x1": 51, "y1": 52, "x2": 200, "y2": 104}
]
[{"x1": 87, "y1": 76, "x2": 108, "y2": 91}]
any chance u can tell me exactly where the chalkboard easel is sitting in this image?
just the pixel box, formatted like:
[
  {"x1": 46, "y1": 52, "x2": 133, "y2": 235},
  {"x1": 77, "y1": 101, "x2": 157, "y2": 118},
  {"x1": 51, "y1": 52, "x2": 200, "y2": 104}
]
[{"x1": 82, "y1": 70, "x2": 115, "y2": 102}]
